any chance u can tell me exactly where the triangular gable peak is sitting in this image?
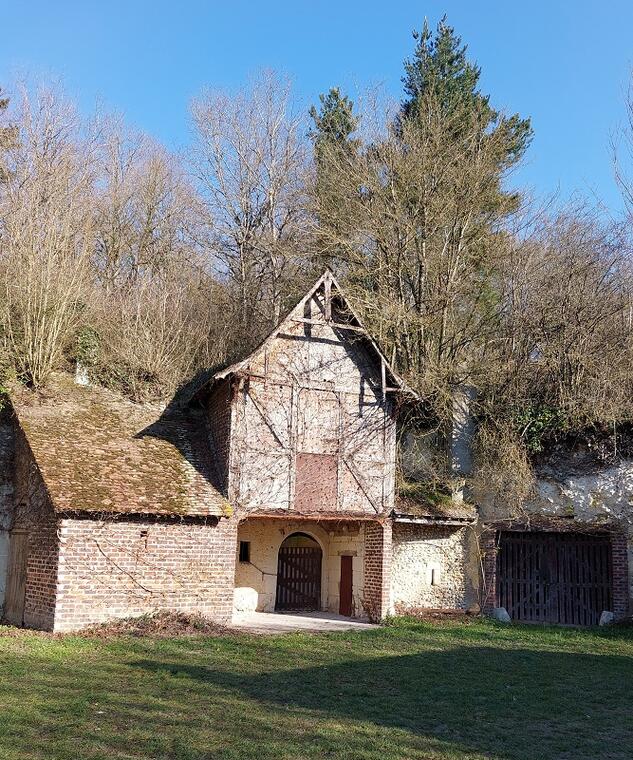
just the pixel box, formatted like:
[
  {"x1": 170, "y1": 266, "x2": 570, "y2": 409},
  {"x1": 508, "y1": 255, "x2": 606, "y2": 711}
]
[{"x1": 214, "y1": 269, "x2": 414, "y2": 399}]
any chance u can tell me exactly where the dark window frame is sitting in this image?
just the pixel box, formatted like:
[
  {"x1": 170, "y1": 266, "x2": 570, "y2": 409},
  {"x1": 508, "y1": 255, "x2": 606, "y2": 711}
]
[{"x1": 239, "y1": 540, "x2": 251, "y2": 563}]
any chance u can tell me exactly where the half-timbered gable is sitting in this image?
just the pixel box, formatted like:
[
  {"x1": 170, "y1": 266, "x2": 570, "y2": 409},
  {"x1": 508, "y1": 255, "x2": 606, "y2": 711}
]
[{"x1": 200, "y1": 270, "x2": 405, "y2": 519}]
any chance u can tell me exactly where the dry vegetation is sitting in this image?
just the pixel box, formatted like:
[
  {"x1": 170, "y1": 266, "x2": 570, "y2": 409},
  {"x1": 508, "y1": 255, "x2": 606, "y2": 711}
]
[{"x1": 1, "y1": 47, "x2": 633, "y2": 496}]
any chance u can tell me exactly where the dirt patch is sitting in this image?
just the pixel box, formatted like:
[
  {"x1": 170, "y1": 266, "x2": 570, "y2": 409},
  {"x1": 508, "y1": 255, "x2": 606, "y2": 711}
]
[
  {"x1": 0, "y1": 611, "x2": 239, "y2": 639},
  {"x1": 393, "y1": 607, "x2": 476, "y2": 624}
]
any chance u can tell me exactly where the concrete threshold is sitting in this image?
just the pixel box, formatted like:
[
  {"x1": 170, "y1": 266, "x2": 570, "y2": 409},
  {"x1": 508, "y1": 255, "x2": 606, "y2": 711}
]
[{"x1": 231, "y1": 610, "x2": 378, "y2": 634}]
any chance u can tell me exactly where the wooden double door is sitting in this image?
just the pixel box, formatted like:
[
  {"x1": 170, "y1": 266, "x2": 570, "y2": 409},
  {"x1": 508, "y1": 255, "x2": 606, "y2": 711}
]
[
  {"x1": 275, "y1": 534, "x2": 322, "y2": 611},
  {"x1": 497, "y1": 531, "x2": 613, "y2": 626}
]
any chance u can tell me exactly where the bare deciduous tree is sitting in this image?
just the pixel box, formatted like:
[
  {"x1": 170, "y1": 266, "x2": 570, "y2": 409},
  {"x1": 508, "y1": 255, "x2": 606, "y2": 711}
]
[
  {"x1": 0, "y1": 85, "x2": 97, "y2": 387},
  {"x1": 190, "y1": 72, "x2": 313, "y2": 346},
  {"x1": 94, "y1": 124, "x2": 198, "y2": 288},
  {"x1": 614, "y1": 74, "x2": 633, "y2": 220}
]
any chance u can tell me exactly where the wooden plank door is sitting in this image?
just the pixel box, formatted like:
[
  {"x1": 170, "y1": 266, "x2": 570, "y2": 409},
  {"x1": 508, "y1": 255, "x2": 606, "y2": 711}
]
[
  {"x1": 4, "y1": 531, "x2": 29, "y2": 626},
  {"x1": 339, "y1": 555, "x2": 353, "y2": 616},
  {"x1": 275, "y1": 546, "x2": 322, "y2": 611},
  {"x1": 497, "y1": 531, "x2": 613, "y2": 625}
]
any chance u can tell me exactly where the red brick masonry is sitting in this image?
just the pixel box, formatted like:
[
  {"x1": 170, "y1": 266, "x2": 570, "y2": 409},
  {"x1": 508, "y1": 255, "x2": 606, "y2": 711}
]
[
  {"x1": 363, "y1": 521, "x2": 392, "y2": 621},
  {"x1": 53, "y1": 516, "x2": 238, "y2": 632}
]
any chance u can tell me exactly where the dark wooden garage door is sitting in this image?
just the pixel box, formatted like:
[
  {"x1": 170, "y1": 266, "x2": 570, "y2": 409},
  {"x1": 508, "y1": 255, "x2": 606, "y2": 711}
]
[{"x1": 497, "y1": 531, "x2": 613, "y2": 626}]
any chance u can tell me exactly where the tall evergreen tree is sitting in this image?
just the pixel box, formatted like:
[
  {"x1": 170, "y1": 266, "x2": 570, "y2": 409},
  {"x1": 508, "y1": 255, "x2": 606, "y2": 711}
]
[
  {"x1": 309, "y1": 87, "x2": 358, "y2": 153},
  {"x1": 309, "y1": 88, "x2": 359, "y2": 257},
  {"x1": 401, "y1": 17, "x2": 532, "y2": 209},
  {"x1": 309, "y1": 87, "x2": 358, "y2": 157},
  {"x1": 309, "y1": 87, "x2": 359, "y2": 197}
]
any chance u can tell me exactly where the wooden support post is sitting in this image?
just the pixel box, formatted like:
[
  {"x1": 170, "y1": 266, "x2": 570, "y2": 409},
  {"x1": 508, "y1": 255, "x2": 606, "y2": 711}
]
[
  {"x1": 288, "y1": 382, "x2": 299, "y2": 509},
  {"x1": 324, "y1": 273, "x2": 332, "y2": 322},
  {"x1": 336, "y1": 391, "x2": 343, "y2": 510},
  {"x1": 381, "y1": 358, "x2": 386, "y2": 402}
]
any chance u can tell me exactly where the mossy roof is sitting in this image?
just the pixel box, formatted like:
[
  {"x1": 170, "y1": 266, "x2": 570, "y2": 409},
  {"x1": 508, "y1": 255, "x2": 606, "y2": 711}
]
[
  {"x1": 10, "y1": 375, "x2": 231, "y2": 518},
  {"x1": 394, "y1": 481, "x2": 477, "y2": 522}
]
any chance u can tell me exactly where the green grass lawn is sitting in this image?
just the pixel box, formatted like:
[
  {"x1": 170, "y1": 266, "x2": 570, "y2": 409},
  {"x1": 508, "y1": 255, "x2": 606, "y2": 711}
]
[{"x1": 1, "y1": 618, "x2": 632, "y2": 760}]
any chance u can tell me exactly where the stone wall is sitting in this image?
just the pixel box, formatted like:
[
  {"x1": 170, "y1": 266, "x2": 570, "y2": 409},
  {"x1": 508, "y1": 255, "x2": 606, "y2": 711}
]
[
  {"x1": 52, "y1": 516, "x2": 237, "y2": 632},
  {"x1": 391, "y1": 523, "x2": 475, "y2": 612},
  {"x1": 235, "y1": 517, "x2": 371, "y2": 618}
]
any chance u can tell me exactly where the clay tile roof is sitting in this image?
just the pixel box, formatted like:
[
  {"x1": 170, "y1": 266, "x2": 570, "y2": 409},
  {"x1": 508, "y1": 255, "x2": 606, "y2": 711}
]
[{"x1": 10, "y1": 375, "x2": 231, "y2": 519}]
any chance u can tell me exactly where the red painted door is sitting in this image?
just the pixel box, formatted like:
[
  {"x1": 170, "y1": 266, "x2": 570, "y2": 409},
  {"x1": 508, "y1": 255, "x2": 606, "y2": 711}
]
[{"x1": 339, "y1": 555, "x2": 353, "y2": 616}]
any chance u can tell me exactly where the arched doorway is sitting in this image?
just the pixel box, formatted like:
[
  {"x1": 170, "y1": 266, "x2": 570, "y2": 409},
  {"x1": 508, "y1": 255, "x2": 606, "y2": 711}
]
[{"x1": 275, "y1": 532, "x2": 322, "y2": 611}]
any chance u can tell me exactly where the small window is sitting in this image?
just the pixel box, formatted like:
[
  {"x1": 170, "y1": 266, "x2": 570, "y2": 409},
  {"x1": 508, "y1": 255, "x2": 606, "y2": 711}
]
[{"x1": 239, "y1": 541, "x2": 250, "y2": 563}]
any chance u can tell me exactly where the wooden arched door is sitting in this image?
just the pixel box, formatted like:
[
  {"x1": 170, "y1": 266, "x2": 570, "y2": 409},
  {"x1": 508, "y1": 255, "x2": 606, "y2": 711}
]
[{"x1": 275, "y1": 532, "x2": 322, "y2": 611}]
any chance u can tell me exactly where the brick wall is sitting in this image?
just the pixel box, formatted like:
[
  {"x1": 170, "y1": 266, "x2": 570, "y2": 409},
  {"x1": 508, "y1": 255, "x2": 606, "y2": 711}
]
[
  {"x1": 480, "y1": 530, "x2": 498, "y2": 614},
  {"x1": 363, "y1": 520, "x2": 392, "y2": 621},
  {"x1": 0, "y1": 419, "x2": 15, "y2": 606},
  {"x1": 11, "y1": 428, "x2": 59, "y2": 630},
  {"x1": 611, "y1": 534, "x2": 630, "y2": 620},
  {"x1": 53, "y1": 516, "x2": 238, "y2": 632},
  {"x1": 206, "y1": 377, "x2": 233, "y2": 492}
]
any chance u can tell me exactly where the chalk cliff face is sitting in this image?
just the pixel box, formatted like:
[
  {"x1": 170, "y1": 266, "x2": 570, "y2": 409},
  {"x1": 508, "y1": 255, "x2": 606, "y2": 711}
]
[
  {"x1": 471, "y1": 444, "x2": 633, "y2": 603},
  {"x1": 531, "y1": 460, "x2": 633, "y2": 525},
  {"x1": 0, "y1": 420, "x2": 15, "y2": 608}
]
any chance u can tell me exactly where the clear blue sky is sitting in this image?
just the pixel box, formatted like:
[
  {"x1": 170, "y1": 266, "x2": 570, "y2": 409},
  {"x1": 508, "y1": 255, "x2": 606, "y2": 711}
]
[{"x1": 2, "y1": 1, "x2": 633, "y2": 214}]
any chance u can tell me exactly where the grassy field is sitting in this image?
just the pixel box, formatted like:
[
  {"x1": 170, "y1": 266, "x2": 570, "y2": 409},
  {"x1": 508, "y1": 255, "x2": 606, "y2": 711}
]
[{"x1": 0, "y1": 617, "x2": 632, "y2": 760}]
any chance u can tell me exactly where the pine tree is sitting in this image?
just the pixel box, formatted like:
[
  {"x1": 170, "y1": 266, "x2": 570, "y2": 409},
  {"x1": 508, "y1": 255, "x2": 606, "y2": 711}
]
[
  {"x1": 309, "y1": 87, "x2": 359, "y2": 190},
  {"x1": 309, "y1": 88, "x2": 359, "y2": 257},
  {"x1": 401, "y1": 17, "x2": 532, "y2": 195},
  {"x1": 309, "y1": 87, "x2": 358, "y2": 154}
]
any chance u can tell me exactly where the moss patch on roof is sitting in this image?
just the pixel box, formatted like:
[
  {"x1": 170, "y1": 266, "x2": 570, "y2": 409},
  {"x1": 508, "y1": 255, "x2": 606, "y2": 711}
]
[
  {"x1": 395, "y1": 480, "x2": 477, "y2": 522},
  {"x1": 10, "y1": 374, "x2": 230, "y2": 518}
]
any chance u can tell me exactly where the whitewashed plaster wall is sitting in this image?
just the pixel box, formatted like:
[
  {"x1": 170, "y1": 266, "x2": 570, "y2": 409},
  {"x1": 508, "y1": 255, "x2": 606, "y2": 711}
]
[
  {"x1": 229, "y1": 293, "x2": 396, "y2": 517},
  {"x1": 234, "y1": 518, "x2": 367, "y2": 617}
]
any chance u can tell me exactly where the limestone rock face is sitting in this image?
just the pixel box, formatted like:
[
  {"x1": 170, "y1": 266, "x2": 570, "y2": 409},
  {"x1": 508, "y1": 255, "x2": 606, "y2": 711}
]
[
  {"x1": 599, "y1": 610, "x2": 615, "y2": 626},
  {"x1": 491, "y1": 607, "x2": 511, "y2": 623}
]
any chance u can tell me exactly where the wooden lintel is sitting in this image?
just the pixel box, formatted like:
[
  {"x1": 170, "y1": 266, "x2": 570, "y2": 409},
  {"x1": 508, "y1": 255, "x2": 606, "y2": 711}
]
[
  {"x1": 393, "y1": 516, "x2": 476, "y2": 527},
  {"x1": 290, "y1": 317, "x2": 365, "y2": 333},
  {"x1": 242, "y1": 371, "x2": 398, "y2": 398}
]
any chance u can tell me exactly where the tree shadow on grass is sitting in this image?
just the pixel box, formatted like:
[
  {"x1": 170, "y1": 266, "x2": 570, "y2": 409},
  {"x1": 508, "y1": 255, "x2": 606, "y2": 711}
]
[
  {"x1": 130, "y1": 644, "x2": 633, "y2": 760},
  {"x1": 1, "y1": 629, "x2": 633, "y2": 760}
]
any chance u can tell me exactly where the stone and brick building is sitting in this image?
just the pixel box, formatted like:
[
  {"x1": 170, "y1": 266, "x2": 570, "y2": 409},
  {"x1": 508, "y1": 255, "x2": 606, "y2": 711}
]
[{"x1": 0, "y1": 270, "x2": 629, "y2": 630}]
